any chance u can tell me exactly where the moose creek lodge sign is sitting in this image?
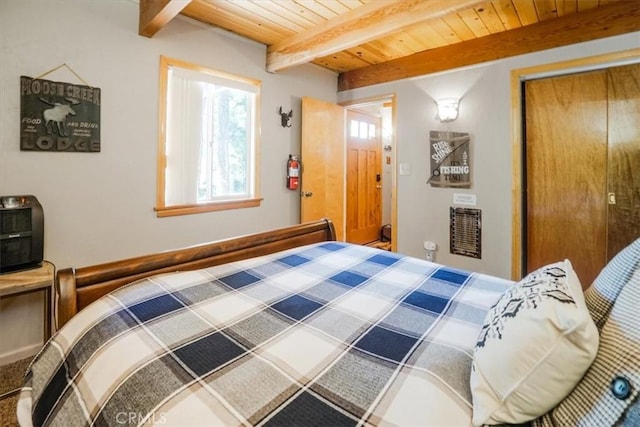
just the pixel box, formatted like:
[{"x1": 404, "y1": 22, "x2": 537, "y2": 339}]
[
  {"x1": 428, "y1": 130, "x2": 471, "y2": 188},
  {"x1": 20, "y1": 76, "x2": 101, "y2": 152}
]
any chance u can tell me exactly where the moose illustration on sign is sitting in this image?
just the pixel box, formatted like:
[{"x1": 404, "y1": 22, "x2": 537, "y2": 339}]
[{"x1": 40, "y1": 97, "x2": 80, "y2": 136}]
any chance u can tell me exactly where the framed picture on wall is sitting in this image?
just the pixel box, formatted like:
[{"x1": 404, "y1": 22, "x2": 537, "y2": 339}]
[
  {"x1": 20, "y1": 76, "x2": 101, "y2": 152},
  {"x1": 428, "y1": 130, "x2": 471, "y2": 188}
]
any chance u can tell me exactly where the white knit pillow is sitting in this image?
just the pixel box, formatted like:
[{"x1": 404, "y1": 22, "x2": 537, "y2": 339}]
[{"x1": 470, "y1": 260, "x2": 599, "y2": 426}]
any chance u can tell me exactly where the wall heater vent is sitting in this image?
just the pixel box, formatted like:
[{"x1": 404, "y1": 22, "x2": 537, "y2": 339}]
[{"x1": 450, "y1": 207, "x2": 481, "y2": 259}]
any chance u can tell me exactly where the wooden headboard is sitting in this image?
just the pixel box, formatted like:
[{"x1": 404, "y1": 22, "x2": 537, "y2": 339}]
[{"x1": 56, "y1": 219, "x2": 336, "y2": 328}]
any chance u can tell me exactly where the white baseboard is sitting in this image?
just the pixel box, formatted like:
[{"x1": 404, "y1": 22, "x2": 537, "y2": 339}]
[{"x1": 0, "y1": 343, "x2": 42, "y2": 365}]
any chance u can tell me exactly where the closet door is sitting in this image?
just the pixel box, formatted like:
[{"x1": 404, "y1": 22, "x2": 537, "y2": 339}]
[
  {"x1": 525, "y1": 70, "x2": 609, "y2": 286},
  {"x1": 525, "y1": 63, "x2": 640, "y2": 286},
  {"x1": 607, "y1": 63, "x2": 640, "y2": 258}
]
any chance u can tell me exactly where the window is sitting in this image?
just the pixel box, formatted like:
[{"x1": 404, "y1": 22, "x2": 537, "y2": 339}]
[
  {"x1": 156, "y1": 56, "x2": 261, "y2": 217},
  {"x1": 349, "y1": 119, "x2": 376, "y2": 140}
]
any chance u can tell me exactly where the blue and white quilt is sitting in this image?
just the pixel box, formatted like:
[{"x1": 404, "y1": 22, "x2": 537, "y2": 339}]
[{"x1": 18, "y1": 242, "x2": 512, "y2": 426}]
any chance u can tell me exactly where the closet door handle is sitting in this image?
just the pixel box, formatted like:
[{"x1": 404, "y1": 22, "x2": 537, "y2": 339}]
[{"x1": 608, "y1": 193, "x2": 616, "y2": 205}]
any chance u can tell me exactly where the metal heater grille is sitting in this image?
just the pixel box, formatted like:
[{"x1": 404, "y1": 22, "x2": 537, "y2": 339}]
[{"x1": 450, "y1": 207, "x2": 481, "y2": 259}]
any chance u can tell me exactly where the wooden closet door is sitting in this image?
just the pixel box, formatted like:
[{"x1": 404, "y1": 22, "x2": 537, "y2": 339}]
[
  {"x1": 607, "y1": 63, "x2": 640, "y2": 258},
  {"x1": 525, "y1": 71, "x2": 609, "y2": 286}
]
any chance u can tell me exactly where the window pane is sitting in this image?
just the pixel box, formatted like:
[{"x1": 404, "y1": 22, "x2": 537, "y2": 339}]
[
  {"x1": 197, "y1": 86, "x2": 253, "y2": 201},
  {"x1": 159, "y1": 56, "x2": 260, "y2": 213},
  {"x1": 359, "y1": 121, "x2": 367, "y2": 139},
  {"x1": 350, "y1": 120, "x2": 359, "y2": 138}
]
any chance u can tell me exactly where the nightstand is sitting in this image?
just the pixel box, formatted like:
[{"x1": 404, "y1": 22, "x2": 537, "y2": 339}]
[{"x1": 0, "y1": 261, "x2": 54, "y2": 341}]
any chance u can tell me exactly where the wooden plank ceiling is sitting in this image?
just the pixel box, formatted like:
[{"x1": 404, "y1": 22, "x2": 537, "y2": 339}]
[{"x1": 140, "y1": 0, "x2": 640, "y2": 91}]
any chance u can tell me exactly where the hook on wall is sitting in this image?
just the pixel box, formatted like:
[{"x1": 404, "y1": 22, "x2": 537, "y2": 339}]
[{"x1": 279, "y1": 106, "x2": 293, "y2": 128}]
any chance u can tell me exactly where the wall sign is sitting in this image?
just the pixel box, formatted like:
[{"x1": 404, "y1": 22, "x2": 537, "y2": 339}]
[
  {"x1": 428, "y1": 130, "x2": 471, "y2": 188},
  {"x1": 453, "y1": 193, "x2": 477, "y2": 206},
  {"x1": 20, "y1": 76, "x2": 101, "y2": 152}
]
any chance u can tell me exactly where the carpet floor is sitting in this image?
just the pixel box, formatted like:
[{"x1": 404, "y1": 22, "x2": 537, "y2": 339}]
[
  {"x1": 0, "y1": 394, "x2": 19, "y2": 427},
  {"x1": 0, "y1": 357, "x2": 32, "y2": 427}
]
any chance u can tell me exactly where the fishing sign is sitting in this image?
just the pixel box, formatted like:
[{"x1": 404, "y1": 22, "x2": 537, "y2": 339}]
[
  {"x1": 20, "y1": 76, "x2": 101, "y2": 152},
  {"x1": 428, "y1": 130, "x2": 471, "y2": 188}
]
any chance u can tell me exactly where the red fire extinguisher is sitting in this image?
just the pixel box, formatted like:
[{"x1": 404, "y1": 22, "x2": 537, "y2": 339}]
[{"x1": 287, "y1": 155, "x2": 300, "y2": 190}]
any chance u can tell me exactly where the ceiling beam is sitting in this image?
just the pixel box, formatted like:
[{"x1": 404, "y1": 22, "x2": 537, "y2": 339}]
[
  {"x1": 266, "y1": 0, "x2": 485, "y2": 73},
  {"x1": 338, "y1": 1, "x2": 640, "y2": 91},
  {"x1": 139, "y1": 0, "x2": 192, "y2": 38}
]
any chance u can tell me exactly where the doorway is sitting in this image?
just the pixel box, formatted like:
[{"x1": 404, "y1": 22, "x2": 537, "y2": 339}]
[
  {"x1": 344, "y1": 97, "x2": 395, "y2": 249},
  {"x1": 345, "y1": 109, "x2": 382, "y2": 244},
  {"x1": 300, "y1": 95, "x2": 397, "y2": 251},
  {"x1": 510, "y1": 49, "x2": 640, "y2": 283}
]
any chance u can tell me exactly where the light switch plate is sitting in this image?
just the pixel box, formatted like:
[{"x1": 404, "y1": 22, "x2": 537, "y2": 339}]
[{"x1": 399, "y1": 162, "x2": 411, "y2": 175}]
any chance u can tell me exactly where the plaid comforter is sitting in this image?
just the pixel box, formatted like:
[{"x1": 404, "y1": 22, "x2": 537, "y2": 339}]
[{"x1": 18, "y1": 242, "x2": 512, "y2": 427}]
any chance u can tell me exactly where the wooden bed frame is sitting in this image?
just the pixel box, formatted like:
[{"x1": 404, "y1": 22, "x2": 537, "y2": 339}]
[{"x1": 56, "y1": 219, "x2": 336, "y2": 328}]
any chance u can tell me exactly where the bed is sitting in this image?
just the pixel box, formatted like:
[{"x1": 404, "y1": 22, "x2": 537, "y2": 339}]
[{"x1": 16, "y1": 220, "x2": 640, "y2": 426}]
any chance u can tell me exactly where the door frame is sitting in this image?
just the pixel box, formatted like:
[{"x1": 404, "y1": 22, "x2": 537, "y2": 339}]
[
  {"x1": 510, "y1": 48, "x2": 640, "y2": 280},
  {"x1": 341, "y1": 94, "x2": 398, "y2": 252}
]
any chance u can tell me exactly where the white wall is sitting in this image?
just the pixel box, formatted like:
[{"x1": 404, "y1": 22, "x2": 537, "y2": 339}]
[
  {"x1": 339, "y1": 32, "x2": 640, "y2": 279},
  {"x1": 0, "y1": 0, "x2": 337, "y2": 361}
]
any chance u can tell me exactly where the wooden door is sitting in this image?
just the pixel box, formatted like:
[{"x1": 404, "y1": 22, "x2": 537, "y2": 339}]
[
  {"x1": 346, "y1": 110, "x2": 382, "y2": 244},
  {"x1": 525, "y1": 63, "x2": 640, "y2": 286},
  {"x1": 300, "y1": 96, "x2": 345, "y2": 240},
  {"x1": 606, "y1": 63, "x2": 640, "y2": 258},
  {"x1": 525, "y1": 70, "x2": 609, "y2": 286}
]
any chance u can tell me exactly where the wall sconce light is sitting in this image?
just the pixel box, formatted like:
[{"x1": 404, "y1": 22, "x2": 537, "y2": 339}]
[{"x1": 436, "y1": 98, "x2": 460, "y2": 122}]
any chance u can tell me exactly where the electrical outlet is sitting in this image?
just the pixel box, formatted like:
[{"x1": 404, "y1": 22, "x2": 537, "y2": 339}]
[
  {"x1": 423, "y1": 241, "x2": 436, "y2": 251},
  {"x1": 425, "y1": 251, "x2": 435, "y2": 262}
]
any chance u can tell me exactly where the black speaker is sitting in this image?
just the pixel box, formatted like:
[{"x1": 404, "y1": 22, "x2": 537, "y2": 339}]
[{"x1": 0, "y1": 195, "x2": 44, "y2": 272}]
